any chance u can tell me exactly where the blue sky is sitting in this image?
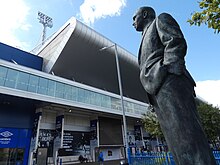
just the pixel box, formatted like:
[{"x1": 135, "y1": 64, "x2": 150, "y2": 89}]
[{"x1": 0, "y1": 0, "x2": 219, "y2": 106}]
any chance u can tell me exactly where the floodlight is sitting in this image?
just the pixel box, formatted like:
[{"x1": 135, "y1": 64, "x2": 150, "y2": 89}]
[{"x1": 37, "y1": 11, "x2": 53, "y2": 44}]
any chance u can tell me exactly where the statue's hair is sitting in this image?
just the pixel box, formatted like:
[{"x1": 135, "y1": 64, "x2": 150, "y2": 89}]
[{"x1": 139, "y1": 6, "x2": 156, "y2": 20}]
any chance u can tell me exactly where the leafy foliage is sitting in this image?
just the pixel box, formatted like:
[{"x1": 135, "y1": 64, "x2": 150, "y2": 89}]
[
  {"x1": 197, "y1": 103, "x2": 220, "y2": 141},
  {"x1": 188, "y1": 0, "x2": 220, "y2": 33},
  {"x1": 141, "y1": 107, "x2": 163, "y2": 139}
]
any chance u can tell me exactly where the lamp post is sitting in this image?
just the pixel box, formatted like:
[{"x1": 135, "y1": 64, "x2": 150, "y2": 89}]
[{"x1": 100, "y1": 43, "x2": 129, "y2": 162}]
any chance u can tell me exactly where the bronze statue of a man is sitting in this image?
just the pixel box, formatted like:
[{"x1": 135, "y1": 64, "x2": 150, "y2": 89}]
[{"x1": 133, "y1": 6, "x2": 216, "y2": 165}]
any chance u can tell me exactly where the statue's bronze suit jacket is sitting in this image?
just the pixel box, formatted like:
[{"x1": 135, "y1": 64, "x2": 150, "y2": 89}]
[{"x1": 138, "y1": 13, "x2": 195, "y2": 95}]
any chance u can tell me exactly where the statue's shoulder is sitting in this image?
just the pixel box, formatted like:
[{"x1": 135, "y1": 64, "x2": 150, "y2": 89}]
[
  {"x1": 156, "y1": 13, "x2": 180, "y2": 28},
  {"x1": 157, "y1": 13, "x2": 173, "y2": 20}
]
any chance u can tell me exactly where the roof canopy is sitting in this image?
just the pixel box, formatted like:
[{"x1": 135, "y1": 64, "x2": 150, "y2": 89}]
[{"x1": 37, "y1": 17, "x2": 148, "y2": 103}]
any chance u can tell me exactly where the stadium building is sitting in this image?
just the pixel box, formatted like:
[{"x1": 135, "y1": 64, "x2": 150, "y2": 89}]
[{"x1": 0, "y1": 17, "x2": 150, "y2": 165}]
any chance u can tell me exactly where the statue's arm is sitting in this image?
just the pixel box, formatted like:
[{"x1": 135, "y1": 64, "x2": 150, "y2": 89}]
[{"x1": 156, "y1": 13, "x2": 187, "y2": 75}]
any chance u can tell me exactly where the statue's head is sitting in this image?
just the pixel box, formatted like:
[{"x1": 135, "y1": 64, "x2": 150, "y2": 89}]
[{"x1": 133, "y1": 6, "x2": 156, "y2": 32}]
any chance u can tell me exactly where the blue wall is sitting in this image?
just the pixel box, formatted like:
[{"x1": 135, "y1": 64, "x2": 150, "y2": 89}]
[
  {"x1": 0, "y1": 128, "x2": 32, "y2": 165},
  {"x1": 0, "y1": 94, "x2": 36, "y2": 129},
  {"x1": 0, "y1": 42, "x2": 43, "y2": 71}
]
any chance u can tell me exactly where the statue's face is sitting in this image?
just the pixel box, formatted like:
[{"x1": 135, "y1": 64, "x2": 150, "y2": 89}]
[{"x1": 133, "y1": 10, "x2": 144, "y2": 32}]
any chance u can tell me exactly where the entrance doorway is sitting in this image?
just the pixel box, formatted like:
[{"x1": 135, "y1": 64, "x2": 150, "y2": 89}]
[
  {"x1": 0, "y1": 148, "x2": 24, "y2": 165},
  {"x1": 36, "y1": 148, "x2": 48, "y2": 165}
]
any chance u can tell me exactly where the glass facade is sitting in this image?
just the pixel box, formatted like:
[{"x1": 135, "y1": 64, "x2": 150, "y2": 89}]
[
  {"x1": 0, "y1": 148, "x2": 24, "y2": 165},
  {"x1": 0, "y1": 65, "x2": 147, "y2": 115}
]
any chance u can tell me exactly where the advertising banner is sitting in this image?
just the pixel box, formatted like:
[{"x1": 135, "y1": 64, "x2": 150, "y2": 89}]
[
  {"x1": 38, "y1": 129, "x2": 55, "y2": 157},
  {"x1": 134, "y1": 125, "x2": 144, "y2": 148},
  {"x1": 134, "y1": 125, "x2": 141, "y2": 141},
  {"x1": 28, "y1": 112, "x2": 42, "y2": 165},
  {"x1": 90, "y1": 120, "x2": 97, "y2": 140},
  {"x1": 29, "y1": 112, "x2": 42, "y2": 152},
  {"x1": 127, "y1": 132, "x2": 135, "y2": 147},
  {"x1": 53, "y1": 115, "x2": 64, "y2": 164},
  {"x1": 59, "y1": 131, "x2": 91, "y2": 156},
  {"x1": 62, "y1": 131, "x2": 74, "y2": 154},
  {"x1": 90, "y1": 119, "x2": 98, "y2": 161},
  {"x1": 54, "y1": 115, "x2": 64, "y2": 148}
]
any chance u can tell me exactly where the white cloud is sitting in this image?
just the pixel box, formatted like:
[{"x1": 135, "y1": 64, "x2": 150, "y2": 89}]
[
  {"x1": 0, "y1": 0, "x2": 31, "y2": 49},
  {"x1": 79, "y1": 0, "x2": 126, "y2": 25},
  {"x1": 195, "y1": 80, "x2": 220, "y2": 107}
]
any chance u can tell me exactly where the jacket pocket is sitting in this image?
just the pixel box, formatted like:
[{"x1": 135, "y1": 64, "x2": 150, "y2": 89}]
[{"x1": 140, "y1": 59, "x2": 167, "y2": 95}]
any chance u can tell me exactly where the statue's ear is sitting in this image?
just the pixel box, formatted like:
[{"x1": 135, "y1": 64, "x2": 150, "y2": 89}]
[{"x1": 143, "y1": 11, "x2": 148, "y2": 18}]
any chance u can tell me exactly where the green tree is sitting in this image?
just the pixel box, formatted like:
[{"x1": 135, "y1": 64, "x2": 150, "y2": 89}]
[
  {"x1": 142, "y1": 103, "x2": 220, "y2": 142},
  {"x1": 188, "y1": 0, "x2": 220, "y2": 33},
  {"x1": 141, "y1": 106, "x2": 163, "y2": 139},
  {"x1": 197, "y1": 103, "x2": 220, "y2": 142}
]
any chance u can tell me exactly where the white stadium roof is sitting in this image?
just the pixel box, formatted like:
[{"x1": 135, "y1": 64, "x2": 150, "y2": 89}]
[{"x1": 36, "y1": 17, "x2": 148, "y2": 103}]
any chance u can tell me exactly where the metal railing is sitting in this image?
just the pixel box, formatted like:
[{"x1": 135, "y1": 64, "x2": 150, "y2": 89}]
[{"x1": 128, "y1": 151, "x2": 220, "y2": 165}]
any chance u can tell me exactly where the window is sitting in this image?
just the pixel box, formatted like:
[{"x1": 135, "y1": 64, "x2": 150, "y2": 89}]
[
  {"x1": 111, "y1": 97, "x2": 121, "y2": 111},
  {"x1": 37, "y1": 77, "x2": 48, "y2": 95},
  {"x1": 4, "y1": 69, "x2": 18, "y2": 88},
  {"x1": 0, "y1": 148, "x2": 24, "y2": 165},
  {"x1": 90, "y1": 92, "x2": 101, "y2": 106},
  {"x1": 84, "y1": 90, "x2": 91, "y2": 104},
  {"x1": 16, "y1": 71, "x2": 29, "y2": 91},
  {"x1": 78, "y1": 88, "x2": 86, "y2": 103},
  {"x1": 64, "y1": 84, "x2": 72, "y2": 100},
  {"x1": 125, "y1": 101, "x2": 134, "y2": 113},
  {"x1": 0, "y1": 66, "x2": 148, "y2": 115},
  {"x1": 72, "y1": 86, "x2": 78, "y2": 101},
  {"x1": 101, "y1": 95, "x2": 111, "y2": 108},
  {"x1": 55, "y1": 82, "x2": 65, "y2": 98},
  {"x1": 0, "y1": 66, "x2": 7, "y2": 86},
  {"x1": 28, "y1": 75, "x2": 39, "y2": 93},
  {"x1": 47, "y1": 80, "x2": 55, "y2": 96}
]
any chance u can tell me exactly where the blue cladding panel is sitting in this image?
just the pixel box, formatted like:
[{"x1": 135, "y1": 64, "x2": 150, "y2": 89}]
[
  {"x1": 0, "y1": 42, "x2": 43, "y2": 71},
  {"x1": 0, "y1": 128, "x2": 19, "y2": 148},
  {"x1": 18, "y1": 129, "x2": 30, "y2": 148},
  {"x1": 0, "y1": 128, "x2": 32, "y2": 165},
  {"x1": 0, "y1": 128, "x2": 31, "y2": 148}
]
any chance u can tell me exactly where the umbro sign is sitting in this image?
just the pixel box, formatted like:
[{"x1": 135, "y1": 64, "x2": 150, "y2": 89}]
[{"x1": 0, "y1": 131, "x2": 13, "y2": 138}]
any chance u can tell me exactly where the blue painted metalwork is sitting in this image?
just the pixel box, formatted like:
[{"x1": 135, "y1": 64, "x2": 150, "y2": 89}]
[{"x1": 128, "y1": 151, "x2": 220, "y2": 165}]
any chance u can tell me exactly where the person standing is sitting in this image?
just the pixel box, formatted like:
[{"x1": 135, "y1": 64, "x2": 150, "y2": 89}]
[
  {"x1": 132, "y1": 6, "x2": 216, "y2": 165},
  {"x1": 98, "y1": 151, "x2": 104, "y2": 165}
]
